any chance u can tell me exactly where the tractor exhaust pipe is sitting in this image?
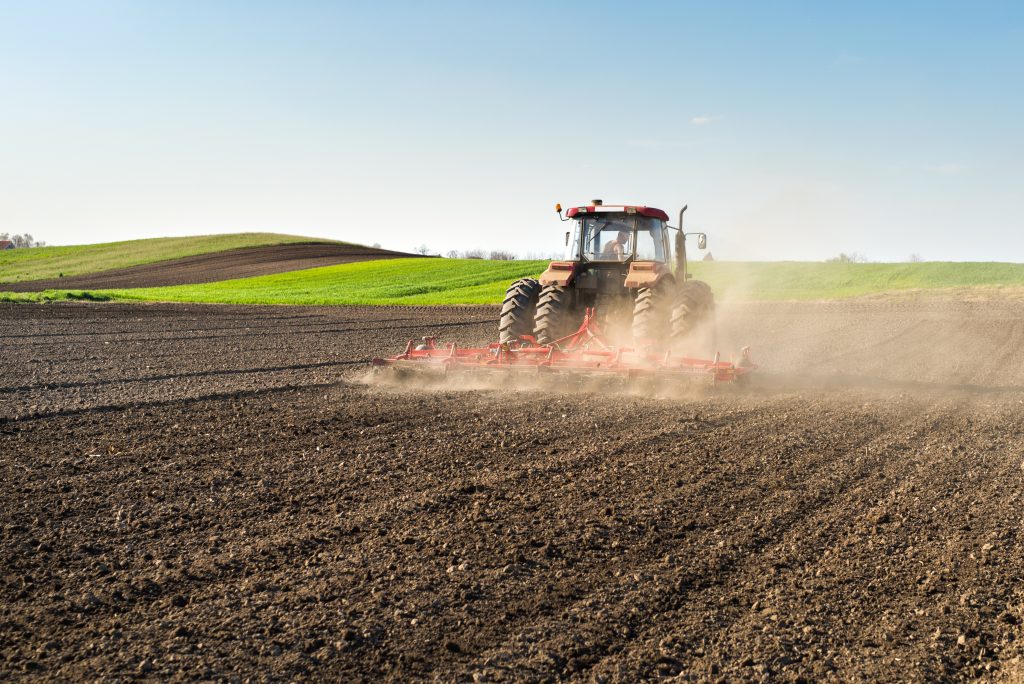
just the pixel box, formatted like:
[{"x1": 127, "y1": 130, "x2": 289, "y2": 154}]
[{"x1": 675, "y1": 205, "x2": 688, "y2": 281}]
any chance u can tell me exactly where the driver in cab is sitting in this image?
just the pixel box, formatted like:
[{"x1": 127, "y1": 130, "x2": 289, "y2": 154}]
[{"x1": 602, "y1": 230, "x2": 630, "y2": 260}]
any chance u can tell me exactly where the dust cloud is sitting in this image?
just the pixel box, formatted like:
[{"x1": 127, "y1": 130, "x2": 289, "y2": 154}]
[
  {"x1": 714, "y1": 294, "x2": 1024, "y2": 396},
  {"x1": 365, "y1": 291, "x2": 1024, "y2": 402}
]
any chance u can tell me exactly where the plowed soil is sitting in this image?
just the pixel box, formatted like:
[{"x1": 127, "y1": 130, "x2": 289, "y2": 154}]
[
  {"x1": 3, "y1": 243, "x2": 418, "y2": 292},
  {"x1": 2, "y1": 300, "x2": 1023, "y2": 682}
]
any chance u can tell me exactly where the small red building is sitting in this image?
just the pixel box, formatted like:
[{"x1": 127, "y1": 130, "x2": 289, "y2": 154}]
[{"x1": 0, "y1": 240, "x2": 13, "y2": 250}]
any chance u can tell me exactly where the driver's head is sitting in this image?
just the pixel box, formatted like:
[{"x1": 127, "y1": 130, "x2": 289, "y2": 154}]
[{"x1": 616, "y1": 230, "x2": 630, "y2": 244}]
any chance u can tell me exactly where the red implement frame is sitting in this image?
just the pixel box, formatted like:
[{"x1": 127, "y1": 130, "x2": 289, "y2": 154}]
[{"x1": 371, "y1": 309, "x2": 756, "y2": 384}]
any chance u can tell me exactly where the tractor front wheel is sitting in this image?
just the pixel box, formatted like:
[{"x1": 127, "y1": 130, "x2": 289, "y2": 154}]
[
  {"x1": 534, "y1": 285, "x2": 579, "y2": 345},
  {"x1": 498, "y1": 278, "x2": 541, "y2": 344}
]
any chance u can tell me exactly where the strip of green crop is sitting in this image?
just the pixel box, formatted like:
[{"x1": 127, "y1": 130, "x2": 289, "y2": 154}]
[
  {"x1": 4, "y1": 259, "x2": 1024, "y2": 305},
  {"x1": 91, "y1": 259, "x2": 551, "y2": 305},
  {"x1": 0, "y1": 233, "x2": 340, "y2": 283}
]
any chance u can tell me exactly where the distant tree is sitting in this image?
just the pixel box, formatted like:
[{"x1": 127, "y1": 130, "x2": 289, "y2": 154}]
[
  {"x1": 702, "y1": 252, "x2": 714, "y2": 261},
  {"x1": 826, "y1": 252, "x2": 868, "y2": 264},
  {"x1": 414, "y1": 244, "x2": 431, "y2": 255},
  {"x1": 463, "y1": 248, "x2": 486, "y2": 259},
  {"x1": 489, "y1": 250, "x2": 515, "y2": 261},
  {"x1": 908, "y1": 253, "x2": 923, "y2": 263},
  {"x1": 445, "y1": 249, "x2": 460, "y2": 259},
  {"x1": 372, "y1": 242, "x2": 382, "y2": 249}
]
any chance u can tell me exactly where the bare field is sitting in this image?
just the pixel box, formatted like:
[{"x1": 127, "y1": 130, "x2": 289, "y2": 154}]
[
  {"x1": 2, "y1": 301, "x2": 1023, "y2": 681},
  {"x1": 3, "y1": 243, "x2": 416, "y2": 292}
]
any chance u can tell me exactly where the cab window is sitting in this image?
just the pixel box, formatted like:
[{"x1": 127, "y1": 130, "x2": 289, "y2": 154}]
[{"x1": 633, "y1": 217, "x2": 666, "y2": 261}]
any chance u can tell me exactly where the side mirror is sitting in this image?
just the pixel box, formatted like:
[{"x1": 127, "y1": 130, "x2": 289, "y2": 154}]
[
  {"x1": 697, "y1": 234, "x2": 707, "y2": 250},
  {"x1": 565, "y1": 231, "x2": 570, "y2": 246}
]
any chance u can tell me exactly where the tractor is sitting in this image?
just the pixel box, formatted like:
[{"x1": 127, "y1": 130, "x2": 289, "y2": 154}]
[{"x1": 498, "y1": 200, "x2": 715, "y2": 348}]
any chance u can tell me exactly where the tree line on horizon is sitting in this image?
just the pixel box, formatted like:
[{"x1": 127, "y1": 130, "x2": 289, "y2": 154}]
[
  {"x1": 0, "y1": 233, "x2": 45, "y2": 248},
  {"x1": 415, "y1": 245, "x2": 928, "y2": 264},
  {"x1": 412, "y1": 244, "x2": 562, "y2": 260}
]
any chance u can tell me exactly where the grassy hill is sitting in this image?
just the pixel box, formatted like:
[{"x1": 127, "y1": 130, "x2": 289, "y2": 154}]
[
  {"x1": 5, "y1": 258, "x2": 1024, "y2": 305},
  {"x1": 0, "y1": 233, "x2": 339, "y2": 284}
]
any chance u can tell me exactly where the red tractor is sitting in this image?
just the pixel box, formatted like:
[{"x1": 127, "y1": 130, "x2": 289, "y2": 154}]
[{"x1": 499, "y1": 200, "x2": 715, "y2": 348}]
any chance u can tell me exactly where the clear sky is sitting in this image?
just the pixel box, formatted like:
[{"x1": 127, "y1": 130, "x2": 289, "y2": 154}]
[{"x1": 1, "y1": 1, "x2": 1022, "y2": 261}]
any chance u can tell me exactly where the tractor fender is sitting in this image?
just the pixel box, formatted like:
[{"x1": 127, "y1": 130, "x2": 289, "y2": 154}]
[
  {"x1": 624, "y1": 261, "x2": 673, "y2": 289},
  {"x1": 539, "y1": 261, "x2": 576, "y2": 287}
]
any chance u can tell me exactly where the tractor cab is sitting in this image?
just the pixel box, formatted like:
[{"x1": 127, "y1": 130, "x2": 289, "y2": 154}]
[
  {"x1": 499, "y1": 199, "x2": 714, "y2": 346},
  {"x1": 564, "y1": 203, "x2": 671, "y2": 264}
]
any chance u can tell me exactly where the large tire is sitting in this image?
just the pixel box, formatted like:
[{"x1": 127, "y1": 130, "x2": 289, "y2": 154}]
[
  {"x1": 534, "y1": 285, "x2": 579, "y2": 345},
  {"x1": 631, "y1": 280, "x2": 674, "y2": 347},
  {"x1": 498, "y1": 278, "x2": 541, "y2": 344},
  {"x1": 670, "y1": 279, "x2": 715, "y2": 344}
]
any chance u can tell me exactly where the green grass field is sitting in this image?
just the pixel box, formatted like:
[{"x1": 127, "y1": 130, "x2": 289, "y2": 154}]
[
  {"x1": 20, "y1": 259, "x2": 550, "y2": 305},
  {"x1": 5, "y1": 258, "x2": 1024, "y2": 305},
  {"x1": 691, "y1": 261, "x2": 1024, "y2": 300},
  {"x1": 0, "y1": 233, "x2": 339, "y2": 284}
]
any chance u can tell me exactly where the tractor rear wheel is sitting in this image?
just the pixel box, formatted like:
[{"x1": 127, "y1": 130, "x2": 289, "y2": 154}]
[
  {"x1": 534, "y1": 285, "x2": 579, "y2": 345},
  {"x1": 498, "y1": 278, "x2": 541, "y2": 344},
  {"x1": 670, "y1": 279, "x2": 715, "y2": 345},
  {"x1": 632, "y1": 280, "x2": 673, "y2": 347}
]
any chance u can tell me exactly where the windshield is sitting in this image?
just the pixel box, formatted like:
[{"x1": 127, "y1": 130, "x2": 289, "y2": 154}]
[
  {"x1": 578, "y1": 214, "x2": 635, "y2": 261},
  {"x1": 571, "y1": 213, "x2": 666, "y2": 262}
]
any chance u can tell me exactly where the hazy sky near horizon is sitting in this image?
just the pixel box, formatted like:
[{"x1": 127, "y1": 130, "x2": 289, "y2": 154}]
[{"x1": 2, "y1": 1, "x2": 1022, "y2": 261}]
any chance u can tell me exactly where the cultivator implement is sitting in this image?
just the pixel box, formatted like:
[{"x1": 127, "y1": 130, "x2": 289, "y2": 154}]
[{"x1": 371, "y1": 309, "x2": 756, "y2": 387}]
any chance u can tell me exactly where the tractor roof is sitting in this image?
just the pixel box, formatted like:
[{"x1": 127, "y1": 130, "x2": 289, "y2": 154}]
[{"x1": 565, "y1": 204, "x2": 670, "y2": 222}]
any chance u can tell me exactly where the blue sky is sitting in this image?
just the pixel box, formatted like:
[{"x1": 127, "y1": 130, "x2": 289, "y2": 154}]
[{"x1": 1, "y1": 1, "x2": 1022, "y2": 260}]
